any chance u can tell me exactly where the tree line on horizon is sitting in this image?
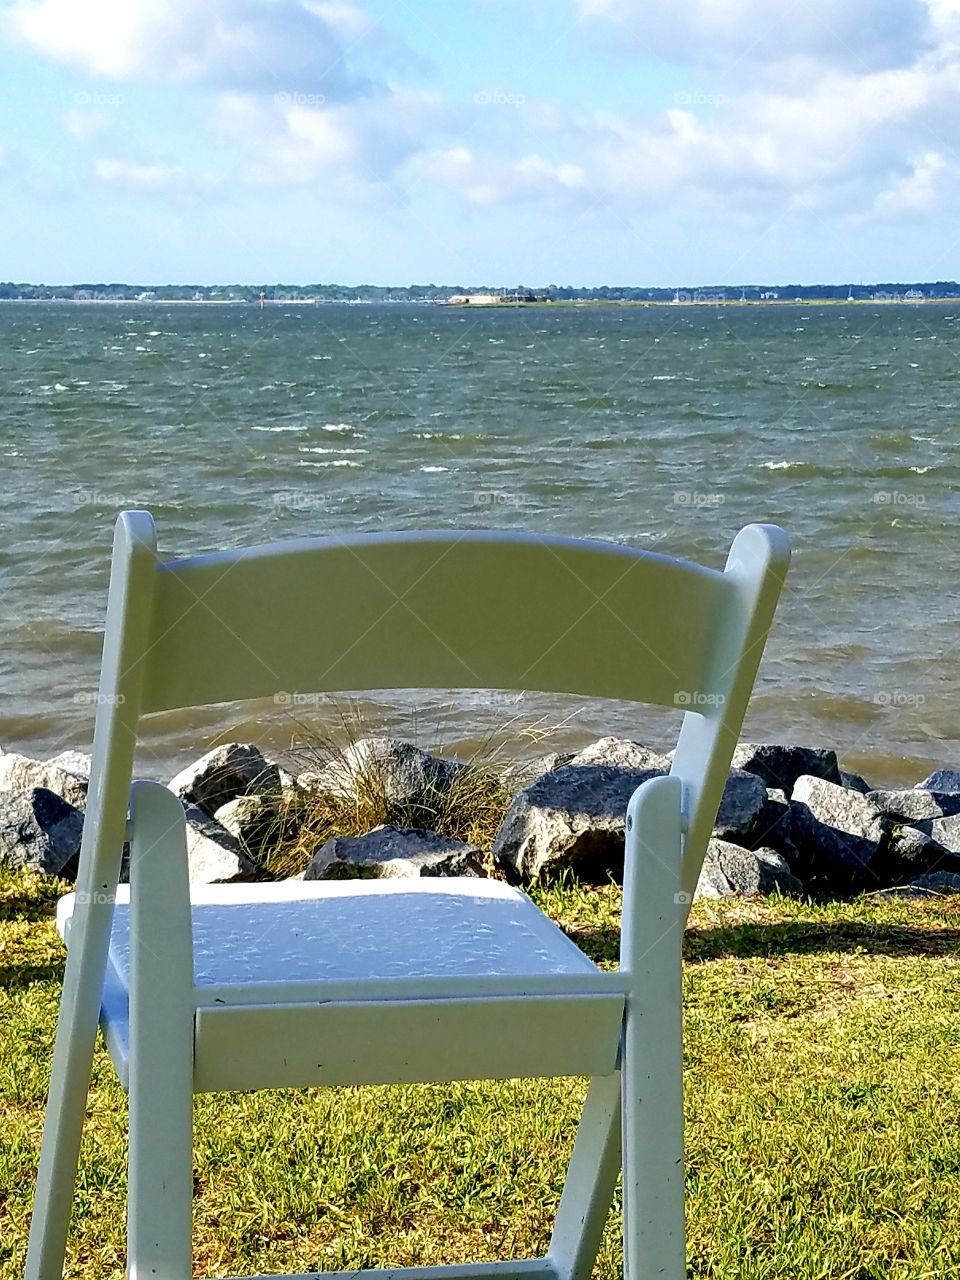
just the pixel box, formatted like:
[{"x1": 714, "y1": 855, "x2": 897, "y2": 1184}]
[{"x1": 3, "y1": 280, "x2": 960, "y2": 302}]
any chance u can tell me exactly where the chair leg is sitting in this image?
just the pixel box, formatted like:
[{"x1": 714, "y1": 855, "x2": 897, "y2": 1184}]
[
  {"x1": 547, "y1": 1072, "x2": 622, "y2": 1280},
  {"x1": 127, "y1": 781, "x2": 195, "y2": 1280},
  {"x1": 620, "y1": 775, "x2": 687, "y2": 1280},
  {"x1": 24, "y1": 1000, "x2": 100, "y2": 1280},
  {"x1": 127, "y1": 1070, "x2": 193, "y2": 1280},
  {"x1": 621, "y1": 988, "x2": 686, "y2": 1280}
]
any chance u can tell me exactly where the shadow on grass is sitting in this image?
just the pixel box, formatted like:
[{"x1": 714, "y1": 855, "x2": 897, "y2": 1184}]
[{"x1": 567, "y1": 920, "x2": 960, "y2": 967}]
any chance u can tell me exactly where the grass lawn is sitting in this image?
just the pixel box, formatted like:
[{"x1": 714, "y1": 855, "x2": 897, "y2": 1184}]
[{"x1": 2, "y1": 866, "x2": 959, "y2": 1279}]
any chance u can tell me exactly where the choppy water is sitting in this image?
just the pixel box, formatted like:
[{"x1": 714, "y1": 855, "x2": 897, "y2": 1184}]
[{"x1": 2, "y1": 300, "x2": 959, "y2": 786}]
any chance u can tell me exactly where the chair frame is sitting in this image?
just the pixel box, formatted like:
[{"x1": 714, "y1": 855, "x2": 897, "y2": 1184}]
[{"x1": 26, "y1": 513, "x2": 789, "y2": 1280}]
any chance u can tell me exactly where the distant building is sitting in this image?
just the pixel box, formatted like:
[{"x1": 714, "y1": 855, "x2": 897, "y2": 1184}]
[
  {"x1": 136, "y1": 290, "x2": 157, "y2": 302},
  {"x1": 760, "y1": 290, "x2": 779, "y2": 300},
  {"x1": 448, "y1": 293, "x2": 503, "y2": 305},
  {"x1": 905, "y1": 288, "x2": 924, "y2": 300}
]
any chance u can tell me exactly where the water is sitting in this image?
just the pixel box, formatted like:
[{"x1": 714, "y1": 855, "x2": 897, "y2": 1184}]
[{"x1": 2, "y1": 300, "x2": 958, "y2": 787}]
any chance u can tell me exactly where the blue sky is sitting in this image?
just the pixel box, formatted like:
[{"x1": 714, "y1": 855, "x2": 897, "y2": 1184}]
[{"x1": 2, "y1": 0, "x2": 959, "y2": 285}]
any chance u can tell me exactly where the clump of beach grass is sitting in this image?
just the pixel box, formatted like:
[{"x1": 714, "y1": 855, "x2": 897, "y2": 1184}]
[{"x1": 259, "y1": 704, "x2": 571, "y2": 879}]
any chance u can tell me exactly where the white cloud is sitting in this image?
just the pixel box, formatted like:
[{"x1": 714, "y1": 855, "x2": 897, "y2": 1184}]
[
  {"x1": 215, "y1": 84, "x2": 445, "y2": 189},
  {"x1": 94, "y1": 157, "x2": 192, "y2": 191},
  {"x1": 61, "y1": 108, "x2": 111, "y2": 141},
  {"x1": 411, "y1": 146, "x2": 588, "y2": 206},
  {"x1": 10, "y1": 0, "x2": 361, "y2": 94},
  {"x1": 874, "y1": 150, "x2": 946, "y2": 215},
  {"x1": 576, "y1": 0, "x2": 933, "y2": 73}
]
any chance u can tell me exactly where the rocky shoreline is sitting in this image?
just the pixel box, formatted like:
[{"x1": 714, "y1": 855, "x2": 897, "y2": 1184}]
[{"x1": 2, "y1": 736, "x2": 959, "y2": 901}]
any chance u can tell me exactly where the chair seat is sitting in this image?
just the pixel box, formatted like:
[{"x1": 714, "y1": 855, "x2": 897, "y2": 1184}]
[{"x1": 57, "y1": 877, "x2": 625, "y2": 1090}]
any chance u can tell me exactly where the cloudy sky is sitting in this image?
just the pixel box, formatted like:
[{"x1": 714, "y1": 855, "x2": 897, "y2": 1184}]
[{"x1": 2, "y1": 0, "x2": 960, "y2": 285}]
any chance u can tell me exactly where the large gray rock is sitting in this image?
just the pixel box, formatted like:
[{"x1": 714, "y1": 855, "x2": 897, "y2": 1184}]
[
  {"x1": 300, "y1": 737, "x2": 464, "y2": 808},
  {"x1": 304, "y1": 825, "x2": 486, "y2": 880},
  {"x1": 915, "y1": 769, "x2": 960, "y2": 793},
  {"x1": 880, "y1": 871, "x2": 960, "y2": 898},
  {"x1": 730, "y1": 743, "x2": 841, "y2": 796},
  {"x1": 909, "y1": 870, "x2": 960, "y2": 894},
  {"x1": 0, "y1": 751, "x2": 88, "y2": 810},
  {"x1": 535, "y1": 750, "x2": 575, "y2": 774},
  {"x1": 921, "y1": 813, "x2": 960, "y2": 855},
  {"x1": 214, "y1": 794, "x2": 285, "y2": 864},
  {"x1": 713, "y1": 770, "x2": 767, "y2": 845},
  {"x1": 493, "y1": 760, "x2": 665, "y2": 882},
  {"x1": 0, "y1": 787, "x2": 84, "y2": 878},
  {"x1": 840, "y1": 770, "x2": 871, "y2": 794},
  {"x1": 47, "y1": 750, "x2": 91, "y2": 781},
  {"x1": 568, "y1": 738, "x2": 671, "y2": 772},
  {"x1": 751, "y1": 787, "x2": 799, "y2": 861},
  {"x1": 169, "y1": 744, "x2": 281, "y2": 815},
  {"x1": 868, "y1": 789, "x2": 960, "y2": 824},
  {"x1": 695, "y1": 839, "x2": 802, "y2": 899},
  {"x1": 183, "y1": 804, "x2": 256, "y2": 884},
  {"x1": 885, "y1": 823, "x2": 949, "y2": 869},
  {"x1": 790, "y1": 775, "x2": 886, "y2": 889}
]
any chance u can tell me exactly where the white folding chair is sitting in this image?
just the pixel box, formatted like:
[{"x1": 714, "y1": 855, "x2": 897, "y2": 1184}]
[{"x1": 27, "y1": 513, "x2": 789, "y2": 1280}]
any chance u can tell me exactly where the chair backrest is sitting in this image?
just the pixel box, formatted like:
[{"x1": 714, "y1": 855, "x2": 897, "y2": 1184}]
[{"x1": 72, "y1": 513, "x2": 788, "y2": 917}]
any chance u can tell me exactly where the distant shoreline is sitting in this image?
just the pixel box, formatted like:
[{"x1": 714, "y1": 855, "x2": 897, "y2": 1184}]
[{"x1": 4, "y1": 296, "x2": 960, "y2": 308}]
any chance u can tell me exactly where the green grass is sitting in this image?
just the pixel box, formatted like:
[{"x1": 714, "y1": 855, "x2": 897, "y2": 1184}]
[{"x1": 2, "y1": 867, "x2": 960, "y2": 1278}]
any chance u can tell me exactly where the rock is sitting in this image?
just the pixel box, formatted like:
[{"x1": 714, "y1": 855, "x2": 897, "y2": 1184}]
[
  {"x1": 169, "y1": 744, "x2": 282, "y2": 815},
  {"x1": 915, "y1": 769, "x2": 960, "y2": 793},
  {"x1": 868, "y1": 789, "x2": 960, "y2": 824},
  {"x1": 47, "y1": 750, "x2": 92, "y2": 780},
  {"x1": 713, "y1": 770, "x2": 767, "y2": 845},
  {"x1": 909, "y1": 870, "x2": 960, "y2": 894},
  {"x1": 880, "y1": 871, "x2": 960, "y2": 898},
  {"x1": 922, "y1": 813, "x2": 960, "y2": 855},
  {"x1": 568, "y1": 738, "x2": 671, "y2": 772},
  {"x1": 730, "y1": 744, "x2": 841, "y2": 796},
  {"x1": 0, "y1": 787, "x2": 84, "y2": 878},
  {"x1": 0, "y1": 751, "x2": 88, "y2": 810},
  {"x1": 304, "y1": 825, "x2": 486, "y2": 880},
  {"x1": 301, "y1": 737, "x2": 464, "y2": 809},
  {"x1": 277, "y1": 767, "x2": 298, "y2": 793},
  {"x1": 183, "y1": 804, "x2": 256, "y2": 884},
  {"x1": 492, "y1": 760, "x2": 665, "y2": 882},
  {"x1": 885, "y1": 823, "x2": 948, "y2": 869},
  {"x1": 751, "y1": 787, "x2": 800, "y2": 862},
  {"x1": 789, "y1": 775, "x2": 886, "y2": 889},
  {"x1": 874, "y1": 822, "x2": 958, "y2": 883},
  {"x1": 840, "y1": 770, "x2": 871, "y2": 794},
  {"x1": 695, "y1": 839, "x2": 802, "y2": 899},
  {"x1": 214, "y1": 794, "x2": 285, "y2": 864},
  {"x1": 539, "y1": 750, "x2": 575, "y2": 773}
]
